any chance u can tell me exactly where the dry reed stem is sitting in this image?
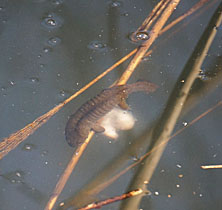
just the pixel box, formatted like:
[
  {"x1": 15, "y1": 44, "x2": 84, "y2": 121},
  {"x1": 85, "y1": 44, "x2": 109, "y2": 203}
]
[
  {"x1": 144, "y1": 0, "x2": 216, "y2": 58},
  {"x1": 75, "y1": 189, "x2": 142, "y2": 210},
  {"x1": 120, "y1": 3, "x2": 222, "y2": 209},
  {"x1": 117, "y1": 0, "x2": 180, "y2": 85},
  {"x1": 130, "y1": 0, "x2": 170, "y2": 41},
  {"x1": 201, "y1": 165, "x2": 222, "y2": 169},
  {"x1": 161, "y1": 0, "x2": 216, "y2": 34},
  {"x1": 44, "y1": 131, "x2": 94, "y2": 210}
]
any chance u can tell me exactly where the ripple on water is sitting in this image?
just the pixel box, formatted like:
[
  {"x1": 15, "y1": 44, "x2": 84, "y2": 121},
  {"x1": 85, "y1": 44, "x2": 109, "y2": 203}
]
[
  {"x1": 128, "y1": 30, "x2": 150, "y2": 43},
  {"x1": 28, "y1": 77, "x2": 40, "y2": 84},
  {"x1": 47, "y1": 37, "x2": 61, "y2": 46},
  {"x1": 109, "y1": 1, "x2": 122, "y2": 8},
  {"x1": 88, "y1": 40, "x2": 107, "y2": 51},
  {"x1": 51, "y1": 0, "x2": 64, "y2": 6},
  {"x1": 41, "y1": 13, "x2": 63, "y2": 30}
]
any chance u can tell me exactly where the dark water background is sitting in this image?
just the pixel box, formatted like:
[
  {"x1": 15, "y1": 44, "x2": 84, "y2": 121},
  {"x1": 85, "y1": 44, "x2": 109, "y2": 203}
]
[{"x1": 0, "y1": 0, "x2": 222, "y2": 210}]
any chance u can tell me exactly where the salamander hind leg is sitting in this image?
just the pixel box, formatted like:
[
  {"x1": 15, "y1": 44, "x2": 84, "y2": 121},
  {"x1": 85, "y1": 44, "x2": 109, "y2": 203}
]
[{"x1": 91, "y1": 123, "x2": 105, "y2": 133}]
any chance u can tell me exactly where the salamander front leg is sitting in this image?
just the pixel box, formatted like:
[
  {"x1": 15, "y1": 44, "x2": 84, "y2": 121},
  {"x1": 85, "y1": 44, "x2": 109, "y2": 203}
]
[
  {"x1": 119, "y1": 99, "x2": 130, "y2": 110},
  {"x1": 91, "y1": 123, "x2": 105, "y2": 133}
]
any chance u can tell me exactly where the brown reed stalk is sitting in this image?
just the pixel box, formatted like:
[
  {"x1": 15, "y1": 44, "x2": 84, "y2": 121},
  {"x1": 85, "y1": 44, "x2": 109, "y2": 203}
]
[
  {"x1": 201, "y1": 165, "x2": 222, "y2": 169},
  {"x1": 117, "y1": 0, "x2": 181, "y2": 85},
  {"x1": 130, "y1": 0, "x2": 170, "y2": 42},
  {"x1": 75, "y1": 189, "x2": 142, "y2": 210},
  {"x1": 44, "y1": 132, "x2": 94, "y2": 210}
]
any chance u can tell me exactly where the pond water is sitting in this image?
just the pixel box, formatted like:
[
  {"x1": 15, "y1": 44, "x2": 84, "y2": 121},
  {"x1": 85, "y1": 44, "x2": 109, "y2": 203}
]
[{"x1": 0, "y1": 0, "x2": 222, "y2": 210}]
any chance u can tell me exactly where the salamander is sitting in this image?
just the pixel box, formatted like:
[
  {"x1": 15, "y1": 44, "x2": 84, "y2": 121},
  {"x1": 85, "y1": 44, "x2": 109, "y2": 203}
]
[{"x1": 65, "y1": 80, "x2": 158, "y2": 147}]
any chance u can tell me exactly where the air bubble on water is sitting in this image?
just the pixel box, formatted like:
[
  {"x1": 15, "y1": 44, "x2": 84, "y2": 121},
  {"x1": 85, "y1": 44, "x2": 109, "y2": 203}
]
[
  {"x1": 51, "y1": 0, "x2": 63, "y2": 6},
  {"x1": 176, "y1": 164, "x2": 182, "y2": 168},
  {"x1": 128, "y1": 30, "x2": 150, "y2": 43},
  {"x1": 182, "y1": 121, "x2": 188, "y2": 127},
  {"x1": 58, "y1": 90, "x2": 70, "y2": 98},
  {"x1": 15, "y1": 172, "x2": 21, "y2": 177},
  {"x1": 22, "y1": 143, "x2": 35, "y2": 151},
  {"x1": 132, "y1": 156, "x2": 138, "y2": 161},
  {"x1": 135, "y1": 31, "x2": 150, "y2": 41},
  {"x1": 9, "y1": 81, "x2": 15, "y2": 86},
  {"x1": 40, "y1": 64, "x2": 45, "y2": 68},
  {"x1": 41, "y1": 13, "x2": 63, "y2": 29},
  {"x1": 4, "y1": 170, "x2": 25, "y2": 184},
  {"x1": 29, "y1": 77, "x2": 39, "y2": 83},
  {"x1": 121, "y1": 12, "x2": 129, "y2": 17},
  {"x1": 47, "y1": 37, "x2": 61, "y2": 46},
  {"x1": 154, "y1": 191, "x2": 159, "y2": 196},
  {"x1": 142, "y1": 54, "x2": 152, "y2": 61},
  {"x1": 198, "y1": 69, "x2": 209, "y2": 81},
  {"x1": 41, "y1": 150, "x2": 48, "y2": 157},
  {"x1": 109, "y1": 1, "x2": 122, "y2": 8},
  {"x1": 1, "y1": 86, "x2": 6, "y2": 91},
  {"x1": 88, "y1": 40, "x2": 107, "y2": 51},
  {"x1": 43, "y1": 47, "x2": 52, "y2": 53}
]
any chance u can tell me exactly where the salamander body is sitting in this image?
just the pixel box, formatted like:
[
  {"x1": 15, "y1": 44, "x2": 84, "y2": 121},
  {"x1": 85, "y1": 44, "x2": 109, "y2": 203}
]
[{"x1": 65, "y1": 81, "x2": 157, "y2": 147}]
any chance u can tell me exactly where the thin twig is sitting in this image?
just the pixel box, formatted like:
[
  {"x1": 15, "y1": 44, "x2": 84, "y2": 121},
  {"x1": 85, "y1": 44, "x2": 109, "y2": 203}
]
[
  {"x1": 73, "y1": 189, "x2": 143, "y2": 210},
  {"x1": 161, "y1": 0, "x2": 214, "y2": 34},
  {"x1": 201, "y1": 165, "x2": 222, "y2": 169}
]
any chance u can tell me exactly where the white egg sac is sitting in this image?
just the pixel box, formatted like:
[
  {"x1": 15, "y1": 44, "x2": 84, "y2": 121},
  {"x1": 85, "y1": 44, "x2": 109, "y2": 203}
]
[{"x1": 99, "y1": 107, "x2": 136, "y2": 139}]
